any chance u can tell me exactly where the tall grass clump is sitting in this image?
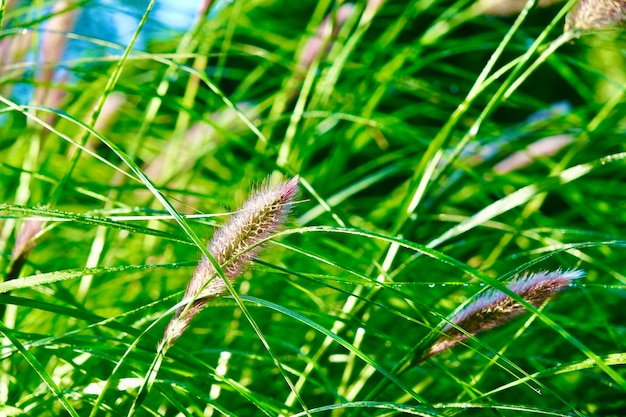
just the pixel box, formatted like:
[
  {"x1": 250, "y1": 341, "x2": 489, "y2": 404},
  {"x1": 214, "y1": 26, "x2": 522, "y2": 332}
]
[{"x1": 1, "y1": 0, "x2": 625, "y2": 416}]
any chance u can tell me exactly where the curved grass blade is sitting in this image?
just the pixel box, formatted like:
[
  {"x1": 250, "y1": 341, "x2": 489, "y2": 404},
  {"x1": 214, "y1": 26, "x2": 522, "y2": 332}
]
[
  {"x1": 240, "y1": 295, "x2": 434, "y2": 410},
  {"x1": 0, "y1": 322, "x2": 80, "y2": 417},
  {"x1": 0, "y1": 204, "x2": 193, "y2": 246},
  {"x1": 0, "y1": 262, "x2": 190, "y2": 294}
]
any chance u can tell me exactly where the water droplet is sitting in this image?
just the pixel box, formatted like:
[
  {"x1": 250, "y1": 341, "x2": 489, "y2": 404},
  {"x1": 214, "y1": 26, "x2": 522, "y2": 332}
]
[{"x1": 428, "y1": 284, "x2": 435, "y2": 288}]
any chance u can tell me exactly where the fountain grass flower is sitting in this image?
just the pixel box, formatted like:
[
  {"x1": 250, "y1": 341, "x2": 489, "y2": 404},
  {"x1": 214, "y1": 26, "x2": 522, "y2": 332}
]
[
  {"x1": 160, "y1": 175, "x2": 299, "y2": 350},
  {"x1": 422, "y1": 269, "x2": 585, "y2": 361},
  {"x1": 565, "y1": 0, "x2": 626, "y2": 33}
]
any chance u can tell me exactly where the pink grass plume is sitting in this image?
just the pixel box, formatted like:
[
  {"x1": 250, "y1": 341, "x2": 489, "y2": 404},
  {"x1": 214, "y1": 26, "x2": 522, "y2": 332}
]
[
  {"x1": 422, "y1": 269, "x2": 585, "y2": 361},
  {"x1": 565, "y1": 0, "x2": 626, "y2": 33},
  {"x1": 160, "y1": 175, "x2": 300, "y2": 351}
]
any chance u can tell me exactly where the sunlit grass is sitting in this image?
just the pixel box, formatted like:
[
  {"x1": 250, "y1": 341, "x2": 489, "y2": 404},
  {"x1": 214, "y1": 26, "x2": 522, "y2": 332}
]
[{"x1": 1, "y1": 0, "x2": 625, "y2": 416}]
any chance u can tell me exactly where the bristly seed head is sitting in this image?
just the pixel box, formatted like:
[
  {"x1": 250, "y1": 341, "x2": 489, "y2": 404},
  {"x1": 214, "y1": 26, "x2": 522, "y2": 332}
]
[
  {"x1": 565, "y1": 0, "x2": 626, "y2": 33},
  {"x1": 422, "y1": 269, "x2": 585, "y2": 361},
  {"x1": 160, "y1": 175, "x2": 300, "y2": 351}
]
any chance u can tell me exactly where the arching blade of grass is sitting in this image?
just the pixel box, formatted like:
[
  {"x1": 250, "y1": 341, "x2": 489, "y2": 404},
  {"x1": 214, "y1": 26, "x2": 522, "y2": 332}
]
[
  {"x1": 0, "y1": 262, "x2": 189, "y2": 294},
  {"x1": 0, "y1": 204, "x2": 192, "y2": 245},
  {"x1": 291, "y1": 400, "x2": 439, "y2": 417},
  {"x1": 240, "y1": 294, "x2": 432, "y2": 408},
  {"x1": 0, "y1": 322, "x2": 80, "y2": 417},
  {"x1": 0, "y1": 293, "x2": 169, "y2": 343},
  {"x1": 429, "y1": 152, "x2": 626, "y2": 249},
  {"x1": 480, "y1": 352, "x2": 626, "y2": 399}
]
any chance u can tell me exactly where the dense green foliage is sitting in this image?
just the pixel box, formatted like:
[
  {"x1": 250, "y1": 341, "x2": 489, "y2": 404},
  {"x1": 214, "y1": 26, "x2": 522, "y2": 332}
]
[{"x1": 1, "y1": 0, "x2": 625, "y2": 416}]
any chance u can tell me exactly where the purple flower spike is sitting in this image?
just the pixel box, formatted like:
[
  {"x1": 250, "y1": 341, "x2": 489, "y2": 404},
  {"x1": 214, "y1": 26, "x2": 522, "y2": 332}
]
[
  {"x1": 161, "y1": 175, "x2": 299, "y2": 350},
  {"x1": 422, "y1": 269, "x2": 585, "y2": 361}
]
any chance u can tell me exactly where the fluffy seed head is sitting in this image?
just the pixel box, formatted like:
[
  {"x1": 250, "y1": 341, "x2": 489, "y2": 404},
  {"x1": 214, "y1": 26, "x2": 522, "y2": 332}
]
[
  {"x1": 422, "y1": 269, "x2": 584, "y2": 361},
  {"x1": 160, "y1": 175, "x2": 299, "y2": 350},
  {"x1": 565, "y1": 0, "x2": 626, "y2": 33}
]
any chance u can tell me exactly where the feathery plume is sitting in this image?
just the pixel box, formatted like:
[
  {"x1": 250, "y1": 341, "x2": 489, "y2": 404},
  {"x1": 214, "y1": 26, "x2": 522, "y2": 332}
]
[
  {"x1": 565, "y1": 0, "x2": 626, "y2": 33},
  {"x1": 160, "y1": 175, "x2": 300, "y2": 350},
  {"x1": 493, "y1": 134, "x2": 575, "y2": 174},
  {"x1": 297, "y1": 4, "x2": 355, "y2": 71},
  {"x1": 477, "y1": 0, "x2": 561, "y2": 17},
  {"x1": 422, "y1": 269, "x2": 584, "y2": 361}
]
